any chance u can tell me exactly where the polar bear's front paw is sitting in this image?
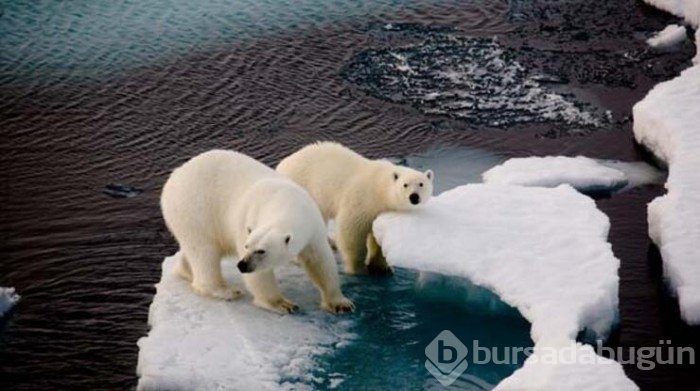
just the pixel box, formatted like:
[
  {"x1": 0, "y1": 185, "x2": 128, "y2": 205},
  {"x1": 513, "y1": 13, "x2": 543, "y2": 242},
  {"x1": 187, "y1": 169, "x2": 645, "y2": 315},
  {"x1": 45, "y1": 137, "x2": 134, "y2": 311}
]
[
  {"x1": 323, "y1": 296, "x2": 355, "y2": 314},
  {"x1": 256, "y1": 297, "x2": 299, "y2": 314},
  {"x1": 192, "y1": 284, "x2": 243, "y2": 301}
]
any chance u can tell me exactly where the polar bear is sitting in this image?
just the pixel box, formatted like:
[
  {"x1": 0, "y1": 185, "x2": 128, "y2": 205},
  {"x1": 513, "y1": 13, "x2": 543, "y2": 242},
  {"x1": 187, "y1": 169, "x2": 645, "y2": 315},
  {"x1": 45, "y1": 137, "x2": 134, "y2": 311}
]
[
  {"x1": 161, "y1": 150, "x2": 354, "y2": 314},
  {"x1": 277, "y1": 142, "x2": 433, "y2": 275}
]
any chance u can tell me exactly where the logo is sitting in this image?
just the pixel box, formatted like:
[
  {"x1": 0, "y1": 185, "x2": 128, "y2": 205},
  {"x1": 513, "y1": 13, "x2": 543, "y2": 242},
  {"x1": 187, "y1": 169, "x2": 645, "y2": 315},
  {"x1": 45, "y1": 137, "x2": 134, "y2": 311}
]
[{"x1": 425, "y1": 330, "x2": 469, "y2": 386}]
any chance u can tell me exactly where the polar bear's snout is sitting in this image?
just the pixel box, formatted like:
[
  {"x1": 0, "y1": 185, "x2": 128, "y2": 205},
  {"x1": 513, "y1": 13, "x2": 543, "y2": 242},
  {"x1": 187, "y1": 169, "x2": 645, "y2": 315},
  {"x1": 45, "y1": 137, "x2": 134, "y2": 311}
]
[
  {"x1": 237, "y1": 259, "x2": 251, "y2": 273},
  {"x1": 409, "y1": 193, "x2": 420, "y2": 205},
  {"x1": 237, "y1": 249, "x2": 266, "y2": 273}
]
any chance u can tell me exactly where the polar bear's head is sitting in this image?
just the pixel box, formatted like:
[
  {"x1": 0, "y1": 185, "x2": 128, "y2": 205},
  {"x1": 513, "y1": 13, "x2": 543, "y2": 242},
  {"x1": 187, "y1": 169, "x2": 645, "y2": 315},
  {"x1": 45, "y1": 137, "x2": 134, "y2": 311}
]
[
  {"x1": 237, "y1": 227, "x2": 293, "y2": 273},
  {"x1": 391, "y1": 166, "x2": 434, "y2": 210}
]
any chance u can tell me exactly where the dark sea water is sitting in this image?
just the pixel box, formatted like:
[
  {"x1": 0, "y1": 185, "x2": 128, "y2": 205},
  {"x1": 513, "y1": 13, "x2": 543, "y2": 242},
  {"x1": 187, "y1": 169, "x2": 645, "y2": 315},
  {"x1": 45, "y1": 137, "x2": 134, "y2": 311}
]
[{"x1": 1, "y1": 0, "x2": 699, "y2": 390}]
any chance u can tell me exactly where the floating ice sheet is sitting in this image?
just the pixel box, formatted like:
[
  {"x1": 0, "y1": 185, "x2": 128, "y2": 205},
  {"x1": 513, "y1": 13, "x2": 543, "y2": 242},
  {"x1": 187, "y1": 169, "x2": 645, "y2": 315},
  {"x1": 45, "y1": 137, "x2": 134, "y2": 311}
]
[
  {"x1": 137, "y1": 256, "x2": 354, "y2": 391},
  {"x1": 633, "y1": 64, "x2": 700, "y2": 325},
  {"x1": 482, "y1": 156, "x2": 628, "y2": 193},
  {"x1": 482, "y1": 156, "x2": 663, "y2": 194},
  {"x1": 374, "y1": 183, "x2": 637, "y2": 390}
]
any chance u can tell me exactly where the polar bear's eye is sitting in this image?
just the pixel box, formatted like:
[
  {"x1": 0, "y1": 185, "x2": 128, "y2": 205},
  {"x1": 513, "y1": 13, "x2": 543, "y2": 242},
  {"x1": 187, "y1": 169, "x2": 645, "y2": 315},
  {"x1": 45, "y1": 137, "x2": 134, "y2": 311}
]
[
  {"x1": 403, "y1": 183, "x2": 408, "y2": 188},
  {"x1": 255, "y1": 249, "x2": 265, "y2": 255},
  {"x1": 419, "y1": 183, "x2": 424, "y2": 187}
]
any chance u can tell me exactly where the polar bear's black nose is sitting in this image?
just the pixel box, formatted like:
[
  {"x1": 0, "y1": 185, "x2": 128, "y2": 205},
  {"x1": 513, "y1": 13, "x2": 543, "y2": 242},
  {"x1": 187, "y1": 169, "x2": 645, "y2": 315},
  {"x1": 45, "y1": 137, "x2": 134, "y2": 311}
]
[
  {"x1": 410, "y1": 193, "x2": 420, "y2": 205},
  {"x1": 237, "y1": 260, "x2": 249, "y2": 273}
]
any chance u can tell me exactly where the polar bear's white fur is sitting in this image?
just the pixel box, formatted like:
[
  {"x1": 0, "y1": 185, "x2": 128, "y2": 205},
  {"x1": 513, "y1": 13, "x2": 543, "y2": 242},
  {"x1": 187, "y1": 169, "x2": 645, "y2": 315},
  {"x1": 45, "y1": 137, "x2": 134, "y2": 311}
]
[
  {"x1": 277, "y1": 142, "x2": 433, "y2": 275},
  {"x1": 161, "y1": 150, "x2": 354, "y2": 314}
]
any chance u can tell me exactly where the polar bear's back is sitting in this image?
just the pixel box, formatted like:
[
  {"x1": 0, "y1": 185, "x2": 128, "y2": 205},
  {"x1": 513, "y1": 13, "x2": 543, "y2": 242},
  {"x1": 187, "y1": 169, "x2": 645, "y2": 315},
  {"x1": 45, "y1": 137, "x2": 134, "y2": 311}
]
[
  {"x1": 161, "y1": 150, "x2": 276, "y2": 240},
  {"x1": 277, "y1": 142, "x2": 369, "y2": 218}
]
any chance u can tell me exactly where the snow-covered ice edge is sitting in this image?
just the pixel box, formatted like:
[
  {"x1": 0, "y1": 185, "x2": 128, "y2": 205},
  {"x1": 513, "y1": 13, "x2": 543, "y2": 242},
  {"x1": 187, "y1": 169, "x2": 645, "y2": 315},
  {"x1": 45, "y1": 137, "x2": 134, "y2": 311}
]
[
  {"x1": 374, "y1": 184, "x2": 638, "y2": 390},
  {"x1": 633, "y1": 64, "x2": 700, "y2": 325},
  {"x1": 0, "y1": 287, "x2": 20, "y2": 317}
]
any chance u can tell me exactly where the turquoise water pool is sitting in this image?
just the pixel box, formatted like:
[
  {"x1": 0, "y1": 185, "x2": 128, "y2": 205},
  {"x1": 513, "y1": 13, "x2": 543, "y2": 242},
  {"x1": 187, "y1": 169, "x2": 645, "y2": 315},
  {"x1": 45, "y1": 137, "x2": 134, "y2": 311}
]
[{"x1": 306, "y1": 269, "x2": 531, "y2": 390}]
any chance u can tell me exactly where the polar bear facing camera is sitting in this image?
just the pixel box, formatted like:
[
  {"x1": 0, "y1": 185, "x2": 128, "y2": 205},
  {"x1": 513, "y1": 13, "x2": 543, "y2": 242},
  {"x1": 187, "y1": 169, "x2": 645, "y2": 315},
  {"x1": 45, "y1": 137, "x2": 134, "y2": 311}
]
[
  {"x1": 277, "y1": 142, "x2": 433, "y2": 275},
  {"x1": 161, "y1": 150, "x2": 354, "y2": 314}
]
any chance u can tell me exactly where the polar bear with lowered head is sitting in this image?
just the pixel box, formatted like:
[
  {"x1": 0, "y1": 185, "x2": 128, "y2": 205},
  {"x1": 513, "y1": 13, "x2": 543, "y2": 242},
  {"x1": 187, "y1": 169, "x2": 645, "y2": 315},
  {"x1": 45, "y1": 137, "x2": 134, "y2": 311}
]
[
  {"x1": 277, "y1": 142, "x2": 433, "y2": 275},
  {"x1": 161, "y1": 150, "x2": 354, "y2": 314}
]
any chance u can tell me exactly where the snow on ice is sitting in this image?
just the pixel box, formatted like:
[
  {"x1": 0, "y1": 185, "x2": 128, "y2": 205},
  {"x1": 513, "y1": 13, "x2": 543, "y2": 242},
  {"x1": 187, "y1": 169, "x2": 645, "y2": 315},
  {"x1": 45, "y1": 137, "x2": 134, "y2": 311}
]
[
  {"x1": 374, "y1": 184, "x2": 638, "y2": 390},
  {"x1": 633, "y1": 64, "x2": 700, "y2": 325}
]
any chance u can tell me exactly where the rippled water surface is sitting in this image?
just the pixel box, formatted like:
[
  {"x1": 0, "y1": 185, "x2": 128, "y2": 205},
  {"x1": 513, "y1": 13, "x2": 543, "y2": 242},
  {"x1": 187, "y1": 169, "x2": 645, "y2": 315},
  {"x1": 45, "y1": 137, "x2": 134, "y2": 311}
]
[{"x1": 1, "y1": 0, "x2": 700, "y2": 390}]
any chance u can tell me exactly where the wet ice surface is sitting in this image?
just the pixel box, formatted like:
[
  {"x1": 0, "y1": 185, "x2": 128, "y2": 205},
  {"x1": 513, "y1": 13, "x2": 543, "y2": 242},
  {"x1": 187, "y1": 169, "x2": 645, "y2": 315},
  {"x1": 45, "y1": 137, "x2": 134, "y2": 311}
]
[
  {"x1": 138, "y1": 255, "x2": 532, "y2": 390},
  {"x1": 138, "y1": 255, "x2": 356, "y2": 391},
  {"x1": 343, "y1": 24, "x2": 608, "y2": 130}
]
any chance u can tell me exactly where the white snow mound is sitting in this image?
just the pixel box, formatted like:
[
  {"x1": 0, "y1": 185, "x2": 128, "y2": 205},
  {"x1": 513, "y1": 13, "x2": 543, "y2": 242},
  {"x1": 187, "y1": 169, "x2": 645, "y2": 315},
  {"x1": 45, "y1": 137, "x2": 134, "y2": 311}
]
[
  {"x1": 482, "y1": 156, "x2": 628, "y2": 192},
  {"x1": 137, "y1": 255, "x2": 354, "y2": 391},
  {"x1": 647, "y1": 24, "x2": 687, "y2": 48},
  {"x1": 0, "y1": 287, "x2": 20, "y2": 316},
  {"x1": 633, "y1": 64, "x2": 700, "y2": 325},
  {"x1": 374, "y1": 183, "x2": 637, "y2": 390}
]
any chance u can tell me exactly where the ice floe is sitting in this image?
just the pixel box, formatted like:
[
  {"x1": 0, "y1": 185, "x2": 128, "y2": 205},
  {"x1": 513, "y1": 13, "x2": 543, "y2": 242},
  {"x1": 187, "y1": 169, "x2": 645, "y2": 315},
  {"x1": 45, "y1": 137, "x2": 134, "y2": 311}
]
[
  {"x1": 137, "y1": 256, "x2": 354, "y2": 391},
  {"x1": 482, "y1": 156, "x2": 663, "y2": 194},
  {"x1": 647, "y1": 24, "x2": 687, "y2": 48},
  {"x1": 374, "y1": 183, "x2": 637, "y2": 390},
  {"x1": 482, "y1": 156, "x2": 628, "y2": 193},
  {"x1": 0, "y1": 287, "x2": 20, "y2": 317},
  {"x1": 633, "y1": 64, "x2": 700, "y2": 325}
]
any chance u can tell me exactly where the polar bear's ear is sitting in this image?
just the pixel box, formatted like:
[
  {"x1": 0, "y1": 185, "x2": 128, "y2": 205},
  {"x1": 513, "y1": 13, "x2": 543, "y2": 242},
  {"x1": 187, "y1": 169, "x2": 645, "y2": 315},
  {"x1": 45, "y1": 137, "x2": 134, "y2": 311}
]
[
  {"x1": 425, "y1": 169, "x2": 433, "y2": 181},
  {"x1": 393, "y1": 172, "x2": 399, "y2": 181},
  {"x1": 247, "y1": 226, "x2": 252, "y2": 235},
  {"x1": 284, "y1": 234, "x2": 292, "y2": 245}
]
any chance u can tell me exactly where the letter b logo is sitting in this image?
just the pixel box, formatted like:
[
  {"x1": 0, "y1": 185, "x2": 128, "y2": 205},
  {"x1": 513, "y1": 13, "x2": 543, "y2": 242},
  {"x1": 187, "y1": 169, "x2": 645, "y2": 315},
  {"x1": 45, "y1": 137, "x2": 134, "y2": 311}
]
[
  {"x1": 425, "y1": 330, "x2": 468, "y2": 386},
  {"x1": 438, "y1": 340, "x2": 457, "y2": 363}
]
